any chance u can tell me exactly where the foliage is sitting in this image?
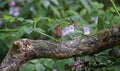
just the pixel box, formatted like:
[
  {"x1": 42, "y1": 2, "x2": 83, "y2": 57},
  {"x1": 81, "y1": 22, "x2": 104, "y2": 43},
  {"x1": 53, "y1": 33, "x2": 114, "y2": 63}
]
[{"x1": 0, "y1": 0, "x2": 120, "y2": 71}]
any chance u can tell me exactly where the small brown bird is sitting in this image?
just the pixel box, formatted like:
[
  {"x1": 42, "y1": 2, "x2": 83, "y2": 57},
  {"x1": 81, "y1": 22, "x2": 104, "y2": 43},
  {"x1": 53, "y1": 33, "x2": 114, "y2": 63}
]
[
  {"x1": 53, "y1": 24, "x2": 62, "y2": 39},
  {"x1": 73, "y1": 20, "x2": 77, "y2": 29}
]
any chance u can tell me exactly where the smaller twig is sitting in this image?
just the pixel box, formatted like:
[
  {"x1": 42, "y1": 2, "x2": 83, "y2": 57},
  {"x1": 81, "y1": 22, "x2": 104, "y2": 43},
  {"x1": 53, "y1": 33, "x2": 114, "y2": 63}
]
[
  {"x1": 0, "y1": 29, "x2": 19, "y2": 32},
  {"x1": 110, "y1": 0, "x2": 120, "y2": 16}
]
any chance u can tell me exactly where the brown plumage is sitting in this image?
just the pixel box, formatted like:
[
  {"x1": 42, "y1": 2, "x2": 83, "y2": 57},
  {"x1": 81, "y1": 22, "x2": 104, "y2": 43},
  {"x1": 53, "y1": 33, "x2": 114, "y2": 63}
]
[
  {"x1": 73, "y1": 20, "x2": 77, "y2": 28},
  {"x1": 53, "y1": 24, "x2": 62, "y2": 38}
]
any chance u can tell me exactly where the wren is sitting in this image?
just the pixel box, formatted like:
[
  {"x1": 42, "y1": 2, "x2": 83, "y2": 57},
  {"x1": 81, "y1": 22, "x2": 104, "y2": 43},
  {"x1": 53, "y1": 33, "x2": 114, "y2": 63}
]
[{"x1": 53, "y1": 24, "x2": 62, "y2": 39}]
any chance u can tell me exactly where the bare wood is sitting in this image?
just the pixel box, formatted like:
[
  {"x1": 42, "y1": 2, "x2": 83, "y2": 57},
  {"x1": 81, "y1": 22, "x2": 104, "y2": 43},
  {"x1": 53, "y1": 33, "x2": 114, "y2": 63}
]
[{"x1": 0, "y1": 25, "x2": 120, "y2": 71}]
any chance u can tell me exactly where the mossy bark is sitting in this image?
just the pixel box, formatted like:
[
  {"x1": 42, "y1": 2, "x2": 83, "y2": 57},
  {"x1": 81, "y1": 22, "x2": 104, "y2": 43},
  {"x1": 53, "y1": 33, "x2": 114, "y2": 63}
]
[{"x1": 0, "y1": 24, "x2": 120, "y2": 71}]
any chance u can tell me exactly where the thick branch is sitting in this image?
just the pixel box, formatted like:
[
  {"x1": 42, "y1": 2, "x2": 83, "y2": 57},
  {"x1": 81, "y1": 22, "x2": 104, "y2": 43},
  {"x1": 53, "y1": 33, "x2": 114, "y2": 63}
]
[{"x1": 0, "y1": 25, "x2": 120, "y2": 71}]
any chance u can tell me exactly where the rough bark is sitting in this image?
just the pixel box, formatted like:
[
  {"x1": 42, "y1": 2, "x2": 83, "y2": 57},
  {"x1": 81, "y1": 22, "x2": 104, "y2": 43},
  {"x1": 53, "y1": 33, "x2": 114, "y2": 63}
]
[{"x1": 0, "y1": 24, "x2": 120, "y2": 71}]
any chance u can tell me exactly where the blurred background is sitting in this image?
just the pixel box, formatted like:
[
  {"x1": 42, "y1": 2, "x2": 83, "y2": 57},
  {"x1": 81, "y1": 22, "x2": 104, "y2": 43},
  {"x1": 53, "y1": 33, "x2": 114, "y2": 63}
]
[{"x1": 0, "y1": 0, "x2": 120, "y2": 71}]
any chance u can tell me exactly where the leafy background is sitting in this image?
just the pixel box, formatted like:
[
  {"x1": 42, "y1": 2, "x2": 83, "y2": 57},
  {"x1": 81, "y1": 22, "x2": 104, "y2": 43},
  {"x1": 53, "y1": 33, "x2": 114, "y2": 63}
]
[{"x1": 0, "y1": 0, "x2": 120, "y2": 71}]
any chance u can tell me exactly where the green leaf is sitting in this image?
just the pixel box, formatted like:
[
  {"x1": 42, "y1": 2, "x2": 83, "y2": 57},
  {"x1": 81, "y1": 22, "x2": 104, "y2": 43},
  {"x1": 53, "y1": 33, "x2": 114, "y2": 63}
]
[
  {"x1": 43, "y1": 1, "x2": 50, "y2": 9},
  {"x1": 33, "y1": 18, "x2": 40, "y2": 23},
  {"x1": 2, "y1": 15, "x2": 15, "y2": 23},
  {"x1": 0, "y1": 0, "x2": 9, "y2": 8},
  {"x1": 26, "y1": 0, "x2": 33, "y2": 3},
  {"x1": 33, "y1": 28, "x2": 45, "y2": 33},
  {"x1": 51, "y1": 0, "x2": 59, "y2": 6},
  {"x1": 80, "y1": 9, "x2": 87, "y2": 16},
  {"x1": 55, "y1": 60, "x2": 68, "y2": 71},
  {"x1": 84, "y1": 55, "x2": 96, "y2": 62},
  {"x1": 90, "y1": 1, "x2": 104, "y2": 10},
  {"x1": 80, "y1": 0, "x2": 91, "y2": 12},
  {"x1": 97, "y1": 17, "x2": 104, "y2": 30},
  {"x1": 25, "y1": 20, "x2": 34, "y2": 24},
  {"x1": 35, "y1": 63, "x2": 45, "y2": 71},
  {"x1": 30, "y1": 59, "x2": 39, "y2": 64},
  {"x1": 0, "y1": 33, "x2": 7, "y2": 40},
  {"x1": 23, "y1": 27, "x2": 33, "y2": 34},
  {"x1": 19, "y1": 63, "x2": 35, "y2": 71},
  {"x1": 33, "y1": 28, "x2": 55, "y2": 40},
  {"x1": 66, "y1": 10, "x2": 79, "y2": 16},
  {"x1": 17, "y1": 18, "x2": 24, "y2": 22},
  {"x1": 43, "y1": 17, "x2": 52, "y2": 22},
  {"x1": 11, "y1": 29, "x2": 24, "y2": 39},
  {"x1": 50, "y1": 5, "x2": 61, "y2": 18},
  {"x1": 43, "y1": 59, "x2": 54, "y2": 69}
]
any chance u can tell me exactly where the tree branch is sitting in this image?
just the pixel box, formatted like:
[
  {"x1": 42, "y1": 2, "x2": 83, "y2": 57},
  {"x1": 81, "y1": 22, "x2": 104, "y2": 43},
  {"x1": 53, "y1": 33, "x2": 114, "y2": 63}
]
[{"x1": 0, "y1": 24, "x2": 120, "y2": 71}]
